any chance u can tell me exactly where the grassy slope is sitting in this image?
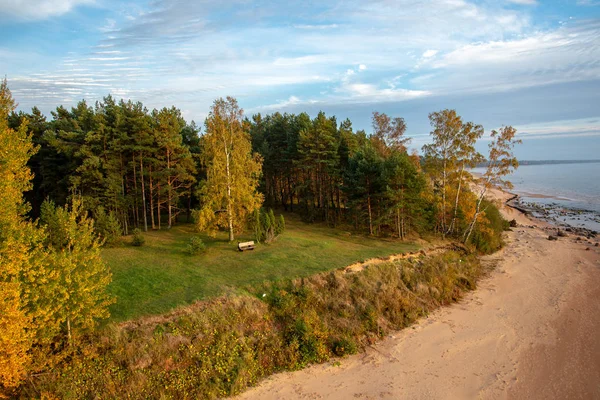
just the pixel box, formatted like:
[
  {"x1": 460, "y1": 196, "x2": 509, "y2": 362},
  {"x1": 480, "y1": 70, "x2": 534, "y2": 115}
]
[{"x1": 103, "y1": 215, "x2": 419, "y2": 322}]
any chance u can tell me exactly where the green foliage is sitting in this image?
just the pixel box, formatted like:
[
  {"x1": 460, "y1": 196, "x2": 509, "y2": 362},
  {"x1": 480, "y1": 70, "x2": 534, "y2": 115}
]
[
  {"x1": 251, "y1": 209, "x2": 285, "y2": 243},
  {"x1": 29, "y1": 250, "x2": 483, "y2": 398},
  {"x1": 39, "y1": 197, "x2": 115, "y2": 341},
  {"x1": 186, "y1": 235, "x2": 206, "y2": 255},
  {"x1": 131, "y1": 228, "x2": 145, "y2": 247},
  {"x1": 275, "y1": 214, "x2": 285, "y2": 236},
  {"x1": 468, "y1": 199, "x2": 509, "y2": 254},
  {"x1": 94, "y1": 207, "x2": 122, "y2": 247}
]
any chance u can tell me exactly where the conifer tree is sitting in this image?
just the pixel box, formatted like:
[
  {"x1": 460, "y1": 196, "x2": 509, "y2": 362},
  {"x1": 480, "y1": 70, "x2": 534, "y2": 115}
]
[
  {"x1": 196, "y1": 97, "x2": 263, "y2": 241},
  {"x1": 153, "y1": 107, "x2": 196, "y2": 229}
]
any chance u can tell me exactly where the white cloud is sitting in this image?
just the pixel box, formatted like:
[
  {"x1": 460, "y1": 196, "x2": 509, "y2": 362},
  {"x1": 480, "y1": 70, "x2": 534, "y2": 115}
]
[
  {"x1": 514, "y1": 118, "x2": 600, "y2": 140},
  {"x1": 0, "y1": 0, "x2": 94, "y2": 20},
  {"x1": 422, "y1": 50, "x2": 438, "y2": 58},
  {"x1": 506, "y1": 0, "x2": 537, "y2": 5},
  {"x1": 359, "y1": 64, "x2": 367, "y2": 71}
]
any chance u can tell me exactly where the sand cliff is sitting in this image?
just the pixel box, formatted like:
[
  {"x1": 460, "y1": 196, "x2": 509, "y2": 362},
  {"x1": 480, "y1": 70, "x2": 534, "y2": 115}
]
[{"x1": 237, "y1": 188, "x2": 600, "y2": 399}]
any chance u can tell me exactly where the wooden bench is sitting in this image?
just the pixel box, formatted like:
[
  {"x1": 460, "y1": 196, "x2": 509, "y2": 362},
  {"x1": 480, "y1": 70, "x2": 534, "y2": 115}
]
[{"x1": 238, "y1": 241, "x2": 255, "y2": 251}]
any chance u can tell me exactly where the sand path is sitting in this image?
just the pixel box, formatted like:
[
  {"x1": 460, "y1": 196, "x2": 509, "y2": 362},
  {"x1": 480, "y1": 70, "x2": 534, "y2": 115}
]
[{"x1": 237, "y1": 193, "x2": 600, "y2": 400}]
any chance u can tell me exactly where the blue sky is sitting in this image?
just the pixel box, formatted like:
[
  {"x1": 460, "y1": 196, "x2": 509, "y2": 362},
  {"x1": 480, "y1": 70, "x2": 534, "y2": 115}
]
[{"x1": 1, "y1": 0, "x2": 599, "y2": 159}]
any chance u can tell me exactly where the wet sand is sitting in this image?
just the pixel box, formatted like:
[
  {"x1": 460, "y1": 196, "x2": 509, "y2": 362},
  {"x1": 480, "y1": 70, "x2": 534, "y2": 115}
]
[{"x1": 236, "y1": 189, "x2": 600, "y2": 400}]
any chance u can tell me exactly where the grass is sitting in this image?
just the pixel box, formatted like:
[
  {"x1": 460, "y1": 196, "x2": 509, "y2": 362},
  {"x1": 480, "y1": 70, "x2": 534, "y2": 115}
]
[
  {"x1": 103, "y1": 214, "x2": 419, "y2": 322},
  {"x1": 31, "y1": 250, "x2": 483, "y2": 399}
]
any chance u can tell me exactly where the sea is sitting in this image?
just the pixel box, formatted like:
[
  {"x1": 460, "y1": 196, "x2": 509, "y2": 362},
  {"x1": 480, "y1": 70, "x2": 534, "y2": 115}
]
[{"x1": 473, "y1": 161, "x2": 600, "y2": 232}]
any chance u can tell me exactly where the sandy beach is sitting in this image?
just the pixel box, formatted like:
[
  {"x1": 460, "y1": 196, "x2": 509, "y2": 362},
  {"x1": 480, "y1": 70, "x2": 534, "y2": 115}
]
[{"x1": 236, "y1": 188, "x2": 600, "y2": 399}]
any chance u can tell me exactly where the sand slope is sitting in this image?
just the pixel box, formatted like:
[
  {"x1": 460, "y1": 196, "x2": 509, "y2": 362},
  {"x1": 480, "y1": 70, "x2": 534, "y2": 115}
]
[{"x1": 237, "y1": 197, "x2": 600, "y2": 399}]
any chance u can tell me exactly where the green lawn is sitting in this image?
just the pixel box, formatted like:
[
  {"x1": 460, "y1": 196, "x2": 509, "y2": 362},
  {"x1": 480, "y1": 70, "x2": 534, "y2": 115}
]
[{"x1": 103, "y1": 215, "x2": 419, "y2": 322}]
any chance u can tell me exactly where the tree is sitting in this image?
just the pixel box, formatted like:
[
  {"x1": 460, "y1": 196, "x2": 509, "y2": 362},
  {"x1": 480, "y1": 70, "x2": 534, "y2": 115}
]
[
  {"x1": 371, "y1": 111, "x2": 410, "y2": 156},
  {"x1": 296, "y1": 111, "x2": 339, "y2": 222},
  {"x1": 447, "y1": 121, "x2": 484, "y2": 235},
  {"x1": 422, "y1": 109, "x2": 462, "y2": 237},
  {"x1": 0, "y1": 78, "x2": 35, "y2": 394},
  {"x1": 383, "y1": 151, "x2": 426, "y2": 239},
  {"x1": 196, "y1": 97, "x2": 263, "y2": 241},
  {"x1": 463, "y1": 126, "x2": 521, "y2": 244},
  {"x1": 0, "y1": 79, "x2": 59, "y2": 394},
  {"x1": 40, "y1": 198, "x2": 115, "y2": 343},
  {"x1": 343, "y1": 142, "x2": 385, "y2": 235},
  {"x1": 153, "y1": 107, "x2": 196, "y2": 229}
]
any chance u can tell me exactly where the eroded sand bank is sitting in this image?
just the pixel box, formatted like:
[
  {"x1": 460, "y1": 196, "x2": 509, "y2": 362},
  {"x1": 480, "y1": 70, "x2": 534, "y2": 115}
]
[{"x1": 236, "y1": 189, "x2": 600, "y2": 400}]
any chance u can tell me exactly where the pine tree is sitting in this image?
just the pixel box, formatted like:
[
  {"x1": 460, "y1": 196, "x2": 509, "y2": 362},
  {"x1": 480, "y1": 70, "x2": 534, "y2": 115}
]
[
  {"x1": 153, "y1": 107, "x2": 196, "y2": 229},
  {"x1": 196, "y1": 97, "x2": 263, "y2": 241}
]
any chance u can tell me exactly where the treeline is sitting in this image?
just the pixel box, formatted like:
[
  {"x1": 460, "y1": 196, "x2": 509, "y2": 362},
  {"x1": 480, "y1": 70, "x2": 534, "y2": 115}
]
[
  {"x1": 8, "y1": 97, "x2": 198, "y2": 236},
  {"x1": 7, "y1": 90, "x2": 519, "y2": 245}
]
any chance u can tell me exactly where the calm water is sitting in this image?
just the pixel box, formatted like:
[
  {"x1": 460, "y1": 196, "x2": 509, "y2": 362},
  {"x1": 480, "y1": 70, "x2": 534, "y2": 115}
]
[{"x1": 473, "y1": 162, "x2": 600, "y2": 231}]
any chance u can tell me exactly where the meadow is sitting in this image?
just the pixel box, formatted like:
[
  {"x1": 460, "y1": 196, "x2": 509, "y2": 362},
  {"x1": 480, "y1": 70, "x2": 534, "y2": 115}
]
[{"x1": 104, "y1": 214, "x2": 420, "y2": 321}]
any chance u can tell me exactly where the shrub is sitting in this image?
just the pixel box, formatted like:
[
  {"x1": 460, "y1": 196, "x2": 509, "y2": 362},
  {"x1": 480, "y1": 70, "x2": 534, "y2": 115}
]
[
  {"x1": 275, "y1": 215, "x2": 285, "y2": 236},
  {"x1": 469, "y1": 199, "x2": 509, "y2": 254},
  {"x1": 251, "y1": 209, "x2": 285, "y2": 243},
  {"x1": 186, "y1": 236, "x2": 206, "y2": 255},
  {"x1": 131, "y1": 228, "x2": 145, "y2": 247}
]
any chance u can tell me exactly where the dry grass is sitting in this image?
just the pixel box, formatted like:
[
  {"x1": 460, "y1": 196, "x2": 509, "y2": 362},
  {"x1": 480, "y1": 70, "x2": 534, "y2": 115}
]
[{"x1": 26, "y1": 248, "x2": 485, "y2": 399}]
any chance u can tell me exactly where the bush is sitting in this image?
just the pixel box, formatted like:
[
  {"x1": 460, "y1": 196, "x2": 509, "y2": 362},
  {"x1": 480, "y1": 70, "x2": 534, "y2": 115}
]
[
  {"x1": 131, "y1": 228, "x2": 145, "y2": 247},
  {"x1": 469, "y1": 199, "x2": 509, "y2": 254},
  {"x1": 186, "y1": 236, "x2": 206, "y2": 255},
  {"x1": 251, "y1": 209, "x2": 285, "y2": 243}
]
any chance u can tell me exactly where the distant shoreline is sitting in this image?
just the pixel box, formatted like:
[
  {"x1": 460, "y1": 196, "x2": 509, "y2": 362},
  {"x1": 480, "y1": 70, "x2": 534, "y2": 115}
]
[{"x1": 475, "y1": 159, "x2": 600, "y2": 168}]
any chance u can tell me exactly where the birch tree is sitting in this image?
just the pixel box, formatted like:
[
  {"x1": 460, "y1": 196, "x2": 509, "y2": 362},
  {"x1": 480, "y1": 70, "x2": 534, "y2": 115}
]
[
  {"x1": 196, "y1": 97, "x2": 263, "y2": 241},
  {"x1": 422, "y1": 109, "x2": 462, "y2": 237},
  {"x1": 463, "y1": 126, "x2": 521, "y2": 244},
  {"x1": 447, "y1": 121, "x2": 484, "y2": 235}
]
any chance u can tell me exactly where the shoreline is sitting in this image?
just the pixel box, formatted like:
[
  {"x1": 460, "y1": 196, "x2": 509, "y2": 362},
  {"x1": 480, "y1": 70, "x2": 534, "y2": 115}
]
[
  {"x1": 236, "y1": 187, "x2": 600, "y2": 399},
  {"x1": 501, "y1": 189, "x2": 599, "y2": 236}
]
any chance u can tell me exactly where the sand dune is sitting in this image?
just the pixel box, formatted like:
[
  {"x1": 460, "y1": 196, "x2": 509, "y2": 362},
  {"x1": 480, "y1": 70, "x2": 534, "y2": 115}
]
[{"x1": 237, "y1": 191, "x2": 600, "y2": 399}]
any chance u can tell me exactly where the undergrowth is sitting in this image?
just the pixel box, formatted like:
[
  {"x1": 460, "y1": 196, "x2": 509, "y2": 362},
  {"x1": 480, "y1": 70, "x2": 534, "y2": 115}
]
[{"x1": 25, "y1": 250, "x2": 485, "y2": 399}]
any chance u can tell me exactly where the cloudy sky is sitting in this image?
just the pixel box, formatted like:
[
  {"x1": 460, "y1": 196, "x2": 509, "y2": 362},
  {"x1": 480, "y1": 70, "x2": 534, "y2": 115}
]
[{"x1": 1, "y1": 0, "x2": 599, "y2": 159}]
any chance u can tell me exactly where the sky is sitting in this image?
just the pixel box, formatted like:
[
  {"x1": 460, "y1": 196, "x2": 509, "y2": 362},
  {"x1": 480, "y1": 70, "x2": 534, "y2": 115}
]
[{"x1": 1, "y1": 0, "x2": 599, "y2": 160}]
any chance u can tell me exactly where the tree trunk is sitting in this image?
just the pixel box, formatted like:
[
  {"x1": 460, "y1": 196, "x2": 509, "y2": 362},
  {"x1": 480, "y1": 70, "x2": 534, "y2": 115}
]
[
  {"x1": 133, "y1": 154, "x2": 139, "y2": 228},
  {"x1": 463, "y1": 189, "x2": 486, "y2": 244},
  {"x1": 448, "y1": 162, "x2": 465, "y2": 236},
  {"x1": 396, "y1": 208, "x2": 401, "y2": 239},
  {"x1": 140, "y1": 153, "x2": 148, "y2": 232},
  {"x1": 187, "y1": 187, "x2": 192, "y2": 222},
  {"x1": 167, "y1": 150, "x2": 172, "y2": 229},
  {"x1": 66, "y1": 316, "x2": 72, "y2": 345},
  {"x1": 225, "y1": 146, "x2": 234, "y2": 241},
  {"x1": 157, "y1": 185, "x2": 161, "y2": 230},
  {"x1": 367, "y1": 187, "x2": 373, "y2": 235},
  {"x1": 441, "y1": 154, "x2": 447, "y2": 238},
  {"x1": 149, "y1": 165, "x2": 156, "y2": 230},
  {"x1": 288, "y1": 176, "x2": 294, "y2": 212}
]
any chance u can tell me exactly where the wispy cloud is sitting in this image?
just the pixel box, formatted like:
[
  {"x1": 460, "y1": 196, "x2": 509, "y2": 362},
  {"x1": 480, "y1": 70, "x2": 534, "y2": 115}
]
[{"x1": 0, "y1": 0, "x2": 94, "y2": 20}]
